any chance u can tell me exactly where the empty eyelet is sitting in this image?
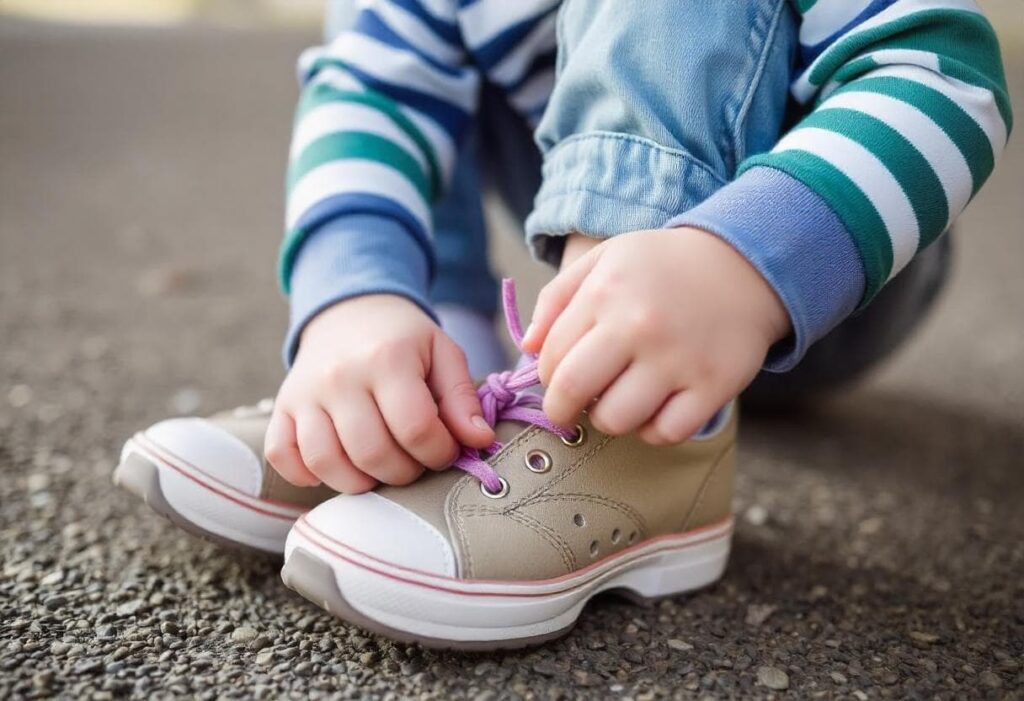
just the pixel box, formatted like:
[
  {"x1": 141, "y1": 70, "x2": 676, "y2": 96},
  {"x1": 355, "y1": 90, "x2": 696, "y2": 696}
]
[
  {"x1": 560, "y1": 424, "x2": 586, "y2": 447},
  {"x1": 524, "y1": 449, "x2": 552, "y2": 473},
  {"x1": 480, "y1": 477, "x2": 509, "y2": 499}
]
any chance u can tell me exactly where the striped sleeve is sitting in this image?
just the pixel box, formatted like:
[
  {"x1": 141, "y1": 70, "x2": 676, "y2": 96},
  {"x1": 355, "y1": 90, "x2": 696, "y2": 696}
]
[
  {"x1": 279, "y1": 0, "x2": 479, "y2": 295},
  {"x1": 278, "y1": 0, "x2": 565, "y2": 366},
  {"x1": 671, "y1": 0, "x2": 1011, "y2": 370},
  {"x1": 748, "y1": 0, "x2": 1011, "y2": 300}
]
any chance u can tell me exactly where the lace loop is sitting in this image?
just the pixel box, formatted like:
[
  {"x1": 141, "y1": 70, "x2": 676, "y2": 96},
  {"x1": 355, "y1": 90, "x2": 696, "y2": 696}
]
[{"x1": 452, "y1": 280, "x2": 575, "y2": 493}]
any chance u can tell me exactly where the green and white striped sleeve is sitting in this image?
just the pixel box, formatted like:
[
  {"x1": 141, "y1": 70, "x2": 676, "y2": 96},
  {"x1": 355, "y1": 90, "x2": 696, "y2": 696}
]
[
  {"x1": 670, "y1": 0, "x2": 1011, "y2": 370},
  {"x1": 748, "y1": 0, "x2": 1012, "y2": 301}
]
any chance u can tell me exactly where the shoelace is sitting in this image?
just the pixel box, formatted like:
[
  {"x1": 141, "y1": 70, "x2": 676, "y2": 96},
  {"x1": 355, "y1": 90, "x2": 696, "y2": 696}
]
[{"x1": 452, "y1": 279, "x2": 577, "y2": 494}]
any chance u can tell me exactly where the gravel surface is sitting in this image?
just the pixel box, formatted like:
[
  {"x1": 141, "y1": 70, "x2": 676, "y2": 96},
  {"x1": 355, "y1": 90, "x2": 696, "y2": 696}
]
[{"x1": 2, "y1": 18, "x2": 1023, "y2": 701}]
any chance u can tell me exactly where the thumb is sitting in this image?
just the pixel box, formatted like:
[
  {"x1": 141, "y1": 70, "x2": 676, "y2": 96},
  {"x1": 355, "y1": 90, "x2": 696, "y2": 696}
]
[
  {"x1": 428, "y1": 333, "x2": 494, "y2": 450},
  {"x1": 521, "y1": 244, "x2": 602, "y2": 353}
]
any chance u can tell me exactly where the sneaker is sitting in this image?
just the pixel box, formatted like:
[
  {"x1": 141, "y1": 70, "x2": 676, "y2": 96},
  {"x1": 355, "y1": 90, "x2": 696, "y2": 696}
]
[
  {"x1": 115, "y1": 399, "x2": 335, "y2": 555},
  {"x1": 280, "y1": 282, "x2": 736, "y2": 649}
]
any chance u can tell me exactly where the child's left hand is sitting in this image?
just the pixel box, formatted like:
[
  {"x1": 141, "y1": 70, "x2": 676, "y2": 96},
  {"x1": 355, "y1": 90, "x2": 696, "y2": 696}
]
[{"x1": 521, "y1": 228, "x2": 790, "y2": 444}]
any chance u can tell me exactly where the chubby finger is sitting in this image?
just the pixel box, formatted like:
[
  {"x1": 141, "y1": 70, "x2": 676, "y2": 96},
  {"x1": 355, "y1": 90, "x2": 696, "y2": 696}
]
[
  {"x1": 543, "y1": 329, "x2": 630, "y2": 427},
  {"x1": 536, "y1": 292, "x2": 596, "y2": 388},
  {"x1": 638, "y1": 389, "x2": 713, "y2": 445},
  {"x1": 264, "y1": 409, "x2": 320, "y2": 487},
  {"x1": 522, "y1": 244, "x2": 603, "y2": 353},
  {"x1": 588, "y1": 363, "x2": 674, "y2": 437},
  {"x1": 375, "y1": 375, "x2": 459, "y2": 470},
  {"x1": 295, "y1": 408, "x2": 375, "y2": 493},
  {"x1": 429, "y1": 334, "x2": 494, "y2": 450},
  {"x1": 333, "y1": 391, "x2": 424, "y2": 486}
]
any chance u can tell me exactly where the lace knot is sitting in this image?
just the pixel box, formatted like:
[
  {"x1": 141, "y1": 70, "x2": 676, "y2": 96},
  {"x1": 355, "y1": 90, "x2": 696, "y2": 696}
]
[
  {"x1": 451, "y1": 280, "x2": 575, "y2": 494},
  {"x1": 483, "y1": 370, "x2": 517, "y2": 411}
]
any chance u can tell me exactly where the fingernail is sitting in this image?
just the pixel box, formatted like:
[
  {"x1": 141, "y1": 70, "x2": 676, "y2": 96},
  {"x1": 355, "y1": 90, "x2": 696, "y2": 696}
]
[
  {"x1": 523, "y1": 323, "x2": 535, "y2": 341},
  {"x1": 471, "y1": 415, "x2": 490, "y2": 432}
]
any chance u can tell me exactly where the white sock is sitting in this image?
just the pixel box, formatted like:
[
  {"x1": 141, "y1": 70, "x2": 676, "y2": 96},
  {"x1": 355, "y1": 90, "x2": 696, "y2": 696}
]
[{"x1": 435, "y1": 304, "x2": 508, "y2": 378}]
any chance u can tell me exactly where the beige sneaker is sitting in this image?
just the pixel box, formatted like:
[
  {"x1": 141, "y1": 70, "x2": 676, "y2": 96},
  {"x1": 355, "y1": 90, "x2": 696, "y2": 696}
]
[
  {"x1": 281, "y1": 282, "x2": 736, "y2": 649},
  {"x1": 115, "y1": 399, "x2": 335, "y2": 555}
]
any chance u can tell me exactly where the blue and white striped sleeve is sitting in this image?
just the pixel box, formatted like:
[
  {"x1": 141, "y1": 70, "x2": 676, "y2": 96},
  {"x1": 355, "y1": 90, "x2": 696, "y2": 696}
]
[{"x1": 280, "y1": 0, "x2": 478, "y2": 364}]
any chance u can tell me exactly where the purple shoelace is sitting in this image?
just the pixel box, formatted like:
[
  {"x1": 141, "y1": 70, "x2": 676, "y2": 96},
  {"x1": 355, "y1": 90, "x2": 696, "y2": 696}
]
[{"x1": 452, "y1": 279, "x2": 577, "y2": 494}]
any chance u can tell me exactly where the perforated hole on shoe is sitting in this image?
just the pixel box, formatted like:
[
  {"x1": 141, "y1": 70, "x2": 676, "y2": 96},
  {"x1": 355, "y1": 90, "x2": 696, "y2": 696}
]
[
  {"x1": 628, "y1": 531, "x2": 638, "y2": 544},
  {"x1": 611, "y1": 528, "x2": 622, "y2": 544},
  {"x1": 589, "y1": 540, "x2": 599, "y2": 557},
  {"x1": 573, "y1": 513, "x2": 586, "y2": 528}
]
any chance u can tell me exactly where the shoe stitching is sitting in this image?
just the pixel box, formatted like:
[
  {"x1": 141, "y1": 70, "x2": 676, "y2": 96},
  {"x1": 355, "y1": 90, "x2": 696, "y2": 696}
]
[
  {"x1": 679, "y1": 443, "x2": 734, "y2": 533},
  {"x1": 459, "y1": 495, "x2": 640, "y2": 570},
  {"x1": 502, "y1": 509, "x2": 576, "y2": 573},
  {"x1": 449, "y1": 427, "x2": 612, "y2": 578},
  {"x1": 454, "y1": 505, "x2": 576, "y2": 574},
  {"x1": 450, "y1": 411, "x2": 736, "y2": 578},
  {"x1": 519, "y1": 493, "x2": 648, "y2": 534},
  {"x1": 447, "y1": 424, "x2": 548, "y2": 578},
  {"x1": 459, "y1": 493, "x2": 646, "y2": 535},
  {"x1": 493, "y1": 432, "x2": 614, "y2": 510},
  {"x1": 449, "y1": 476, "x2": 476, "y2": 578}
]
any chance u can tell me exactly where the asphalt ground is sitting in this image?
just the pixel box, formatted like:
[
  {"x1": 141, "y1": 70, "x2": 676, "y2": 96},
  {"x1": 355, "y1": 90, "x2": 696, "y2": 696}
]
[{"x1": 1, "y1": 15, "x2": 1022, "y2": 701}]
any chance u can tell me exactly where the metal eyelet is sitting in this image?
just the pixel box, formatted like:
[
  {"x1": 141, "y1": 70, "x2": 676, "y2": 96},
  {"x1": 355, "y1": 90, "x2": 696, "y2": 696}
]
[
  {"x1": 480, "y1": 477, "x2": 509, "y2": 499},
  {"x1": 524, "y1": 449, "x2": 552, "y2": 474},
  {"x1": 560, "y1": 424, "x2": 586, "y2": 447}
]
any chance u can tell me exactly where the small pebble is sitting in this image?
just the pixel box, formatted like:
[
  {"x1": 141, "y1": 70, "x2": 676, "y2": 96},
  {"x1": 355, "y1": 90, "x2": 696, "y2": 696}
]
[
  {"x1": 744, "y1": 505, "x2": 768, "y2": 526},
  {"x1": 230, "y1": 626, "x2": 258, "y2": 644},
  {"x1": 248, "y1": 634, "x2": 272, "y2": 651},
  {"x1": 757, "y1": 666, "x2": 790, "y2": 691},
  {"x1": 979, "y1": 670, "x2": 1003, "y2": 688},
  {"x1": 745, "y1": 604, "x2": 777, "y2": 626}
]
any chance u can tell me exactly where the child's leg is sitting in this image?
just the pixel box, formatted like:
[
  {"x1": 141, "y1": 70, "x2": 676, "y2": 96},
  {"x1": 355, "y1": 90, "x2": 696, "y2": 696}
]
[{"x1": 429, "y1": 131, "x2": 507, "y2": 378}]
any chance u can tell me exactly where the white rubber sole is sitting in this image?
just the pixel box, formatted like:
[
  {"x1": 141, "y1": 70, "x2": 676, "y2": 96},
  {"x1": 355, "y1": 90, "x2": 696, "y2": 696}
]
[
  {"x1": 282, "y1": 515, "x2": 732, "y2": 649},
  {"x1": 115, "y1": 435, "x2": 305, "y2": 555}
]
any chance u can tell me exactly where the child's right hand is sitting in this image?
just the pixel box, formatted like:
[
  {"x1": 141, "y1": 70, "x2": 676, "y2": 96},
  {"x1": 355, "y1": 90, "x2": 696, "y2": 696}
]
[{"x1": 264, "y1": 294, "x2": 495, "y2": 493}]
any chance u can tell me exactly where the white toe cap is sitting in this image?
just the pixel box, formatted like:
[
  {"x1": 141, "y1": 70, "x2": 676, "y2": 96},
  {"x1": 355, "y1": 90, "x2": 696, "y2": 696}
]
[
  {"x1": 295, "y1": 492, "x2": 456, "y2": 577},
  {"x1": 136, "y1": 417, "x2": 263, "y2": 496}
]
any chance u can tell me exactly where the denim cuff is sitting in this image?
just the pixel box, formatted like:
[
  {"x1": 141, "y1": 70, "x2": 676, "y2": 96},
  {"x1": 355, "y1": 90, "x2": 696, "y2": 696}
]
[
  {"x1": 283, "y1": 214, "x2": 435, "y2": 367},
  {"x1": 666, "y1": 166, "x2": 866, "y2": 372},
  {"x1": 525, "y1": 133, "x2": 725, "y2": 266}
]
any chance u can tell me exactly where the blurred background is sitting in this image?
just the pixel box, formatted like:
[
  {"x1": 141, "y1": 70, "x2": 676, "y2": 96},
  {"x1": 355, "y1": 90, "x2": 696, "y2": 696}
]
[{"x1": 1, "y1": 2, "x2": 1022, "y2": 699}]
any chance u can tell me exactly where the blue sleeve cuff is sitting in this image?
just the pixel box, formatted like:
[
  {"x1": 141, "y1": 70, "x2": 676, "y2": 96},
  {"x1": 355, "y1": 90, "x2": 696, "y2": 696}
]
[
  {"x1": 664, "y1": 166, "x2": 866, "y2": 372},
  {"x1": 283, "y1": 214, "x2": 436, "y2": 367}
]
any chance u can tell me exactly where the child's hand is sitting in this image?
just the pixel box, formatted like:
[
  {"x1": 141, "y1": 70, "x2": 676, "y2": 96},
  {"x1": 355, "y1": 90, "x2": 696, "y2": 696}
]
[
  {"x1": 522, "y1": 228, "x2": 790, "y2": 444},
  {"x1": 265, "y1": 295, "x2": 494, "y2": 493}
]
